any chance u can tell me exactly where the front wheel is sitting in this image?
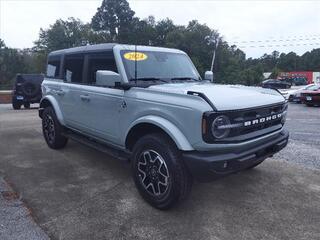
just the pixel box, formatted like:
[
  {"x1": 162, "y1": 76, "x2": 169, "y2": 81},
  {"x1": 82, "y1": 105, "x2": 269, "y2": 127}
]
[
  {"x1": 131, "y1": 133, "x2": 192, "y2": 210},
  {"x1": 42, "y1": 106, "x2": 68, "y2": 149}
]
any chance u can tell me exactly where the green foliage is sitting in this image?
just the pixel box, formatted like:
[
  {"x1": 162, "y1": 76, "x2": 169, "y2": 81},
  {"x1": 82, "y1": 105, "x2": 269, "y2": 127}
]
[
  {"x1": 34, "y1": 18, "x2": 103, "y2": 53},
  {"x1": 270, "y1": 67, "x2": 281, "y2": 79},
  {"x1": 1, "y1": 0, "x2": 320, "y2": 90},
  {"x1": 91, "y1": 0, "x2": 135, "y2": 42}
]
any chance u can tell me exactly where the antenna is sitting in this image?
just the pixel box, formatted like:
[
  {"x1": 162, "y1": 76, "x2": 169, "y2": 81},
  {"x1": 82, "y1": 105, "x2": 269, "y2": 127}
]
[
  {"x1": 134, "y1": 44, "x2": 137, "y2": 83},
  {"x1": 211, "y1": 38, "x2": 219, "y2": 72}
]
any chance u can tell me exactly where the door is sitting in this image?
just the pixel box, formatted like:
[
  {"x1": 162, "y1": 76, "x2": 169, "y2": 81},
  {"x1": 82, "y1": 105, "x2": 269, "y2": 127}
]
[
  {"x1": 79, "y1": 52, "x2": 124, "y2": 145},
  {"x1": 46, "y1": 55, "x2": 67, "y2": 111},
  {"x1": 60, "y1": 53, "x2": 86, "y2": 129}
]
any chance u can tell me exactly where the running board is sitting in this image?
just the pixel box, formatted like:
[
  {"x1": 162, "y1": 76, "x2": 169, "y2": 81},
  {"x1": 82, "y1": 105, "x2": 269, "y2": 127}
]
[{"x1": 63, "y1": 131, "x2": 131, "y2": 162}]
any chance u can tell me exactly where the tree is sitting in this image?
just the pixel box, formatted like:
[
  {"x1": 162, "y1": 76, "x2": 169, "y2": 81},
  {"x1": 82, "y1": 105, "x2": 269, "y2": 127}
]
[
  {"x1": 154, "y1": 18, "x2": 176, "y2": 46},
  {"x1": 34, "y1": 18, "x2": 99, "y2": 53},
  {"x1": 0, "y1": 46, "x2": 27, "y2": 90},
  {"x1": 0, "y1": 38, "x2": 5, "y2": 49},
  {"x1": 270, "y1": 67, "x2": 281, "y2": 79},
  {"x1": 127, "y1": 16, "x2": 157, "y2": 45},
  {"x1": 3, "y1": 2, "x2": 320, "y2": 89},
  {"x1": 91, "y1": 0, "x2": 135, "y2": 42}
]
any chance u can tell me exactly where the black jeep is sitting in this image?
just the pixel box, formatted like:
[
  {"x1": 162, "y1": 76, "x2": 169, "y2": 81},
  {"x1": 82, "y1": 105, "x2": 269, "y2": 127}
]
[{"x1": 12, "y1": 74, "x2": 44, "y2": 110}]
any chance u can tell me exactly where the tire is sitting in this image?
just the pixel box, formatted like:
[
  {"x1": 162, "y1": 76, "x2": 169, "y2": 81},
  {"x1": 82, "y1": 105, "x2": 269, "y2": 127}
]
[
  {"x1": 12, "y1": 98, "x2": 21, "y2": 110},
  {"x1": 131, "y1": 133, "x2": 192, "y2": 210},
  {"x1": 24, "y1": 102, "x2": 30, "y2": 109},
  {"x1": 22, "y1": 81, "x2": 40, "y2": 98},
  {"x1": 42, "y1": 106, "x2": 68, "y2": 149}
]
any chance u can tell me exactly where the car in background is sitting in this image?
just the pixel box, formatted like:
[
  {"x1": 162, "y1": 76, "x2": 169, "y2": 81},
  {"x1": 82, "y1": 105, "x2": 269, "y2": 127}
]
[
  {"x1": 12, "y1": 74, "x2": 44, "y2": 110},
  {"x1": 288, "y1": 84, "x2": 316, "y2": 103},
  {"x1": 279, "y1": 88, "x2": 298, "y2": 100},
  {"x1": 280, "y1": 77, "x2": 307, "y2": 86},
  {"x1": 300, "y1": 85, "x2": 320, "y2": 106},
  {"x1": 262, "y1": 79, "x2": 291, "y2": 89},
  {"x1": 291, "y1": 77, "x2": 307, "y2": 86}
]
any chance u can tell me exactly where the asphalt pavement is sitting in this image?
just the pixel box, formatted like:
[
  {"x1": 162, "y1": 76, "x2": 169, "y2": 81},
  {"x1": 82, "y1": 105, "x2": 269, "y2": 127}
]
[
  {"x1": 275, "y1": 103, "x2": 320, "y2": 169},
  {"x1": 0, "y1": 103, "x2": 319, "y2": 240}
]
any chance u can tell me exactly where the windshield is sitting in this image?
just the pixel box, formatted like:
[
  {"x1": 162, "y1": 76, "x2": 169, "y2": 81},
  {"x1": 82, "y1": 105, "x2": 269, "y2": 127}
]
[
  {"x1": 307, "y1": 85, "x2": 320, "y2": 91},
  {"x1": 120, "y1": 50, "x2": 200, "y2": 81}
]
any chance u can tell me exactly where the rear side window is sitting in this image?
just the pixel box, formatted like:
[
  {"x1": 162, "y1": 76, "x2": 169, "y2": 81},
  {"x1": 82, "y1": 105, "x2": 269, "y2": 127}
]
[
  {"x1": 46, "y1": 56, "x2": 61, "y2": 78},
  {"x1": 86, "y1": 52, "x2": 118, "y2": 85},
  {"x1": 63, "y1": 54, "x2": 85, "y2": 83}
]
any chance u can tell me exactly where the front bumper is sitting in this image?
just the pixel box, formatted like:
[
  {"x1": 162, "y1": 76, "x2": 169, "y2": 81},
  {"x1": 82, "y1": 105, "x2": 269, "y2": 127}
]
[
  {"x1": 302, "y1": 96, "x2": 320, "y2": 105},
  {"x1": 182, "y1": 129, "x2": 289, "y2": 182}
]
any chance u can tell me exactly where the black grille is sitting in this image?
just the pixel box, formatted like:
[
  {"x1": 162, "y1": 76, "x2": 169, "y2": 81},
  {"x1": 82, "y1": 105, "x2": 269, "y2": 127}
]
[
  {"x1": 203, "y1": 103, "x2": 287, "y2": 143},
  {"x1": 227, "y1": 104, "x2": 285, "y2": 137}
]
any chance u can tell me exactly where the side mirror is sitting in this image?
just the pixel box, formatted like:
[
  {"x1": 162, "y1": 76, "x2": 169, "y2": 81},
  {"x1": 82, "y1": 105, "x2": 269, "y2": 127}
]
[
  {"x1": 96, "y1": 70, "x2": 121, "y2": 87},
  {"x1": 204, "y1": 71, "x2": 214, "y2": 82}
]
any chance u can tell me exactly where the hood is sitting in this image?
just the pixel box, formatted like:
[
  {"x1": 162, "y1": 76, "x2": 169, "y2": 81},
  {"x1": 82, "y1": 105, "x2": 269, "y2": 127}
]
[
  {"x1": 148, "y1": 82, "x2": 285, "y2": 111},
  {"x1": 302, "y1": 90, "x2": 320, "y2": 94}
]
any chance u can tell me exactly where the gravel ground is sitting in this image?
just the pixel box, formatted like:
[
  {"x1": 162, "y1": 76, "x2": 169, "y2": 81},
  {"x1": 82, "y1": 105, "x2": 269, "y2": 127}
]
[{"x1": 0, "y1": 176, "x2": 49, "y2": 240}]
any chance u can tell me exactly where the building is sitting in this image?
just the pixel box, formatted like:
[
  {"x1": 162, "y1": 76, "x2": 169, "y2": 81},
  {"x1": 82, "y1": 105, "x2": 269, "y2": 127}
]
[{"x1": 279, "y1": 71, "x2": 320, "y2": 84}]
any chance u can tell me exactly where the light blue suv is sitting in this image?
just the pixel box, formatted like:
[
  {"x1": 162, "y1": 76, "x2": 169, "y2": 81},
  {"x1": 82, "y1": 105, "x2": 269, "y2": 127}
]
[{"x1": 39, "y1": 43, "x2": 289, "y2": 209}]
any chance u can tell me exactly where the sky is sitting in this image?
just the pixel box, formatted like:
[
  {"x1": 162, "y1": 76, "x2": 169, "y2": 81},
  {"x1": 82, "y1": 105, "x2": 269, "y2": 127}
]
[{"x1": 0, "y1": 0, "x2": 319, "y2": 59}]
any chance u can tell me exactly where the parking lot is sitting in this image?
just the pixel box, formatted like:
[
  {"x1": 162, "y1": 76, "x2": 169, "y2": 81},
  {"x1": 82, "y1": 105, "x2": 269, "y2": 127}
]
[{"x1": 0, "y1": 103, "x2": 319, "y2": 240}]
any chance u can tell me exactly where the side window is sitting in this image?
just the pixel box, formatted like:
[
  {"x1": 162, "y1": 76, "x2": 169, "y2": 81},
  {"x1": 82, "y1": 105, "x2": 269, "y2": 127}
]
[
  {"x1": 86, "y1": 53, "x2": 118, "y2": 85},
  {"x1": 46, "y1": 56, "x2": 61, "y2": 78},
  {"x1": 63, "y1": 54, "x2": 85, "y2": 83}
]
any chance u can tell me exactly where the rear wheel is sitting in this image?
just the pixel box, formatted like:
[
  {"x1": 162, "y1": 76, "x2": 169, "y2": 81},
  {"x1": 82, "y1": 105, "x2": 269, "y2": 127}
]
[
  {"x1": 42, "y1": 106, "x2": 68, "y2": 149},
  {"x1": 131, "y1": 133, "x2": 192, "y2": 210},
  {"x1": 12, "y1": 98, "x2": 21, "y2": 110}
]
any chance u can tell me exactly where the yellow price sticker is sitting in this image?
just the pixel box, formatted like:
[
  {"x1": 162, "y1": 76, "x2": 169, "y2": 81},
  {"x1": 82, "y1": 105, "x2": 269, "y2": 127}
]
[{"x1": 124, "y1": 52, "x2": 148, "y2": 61}]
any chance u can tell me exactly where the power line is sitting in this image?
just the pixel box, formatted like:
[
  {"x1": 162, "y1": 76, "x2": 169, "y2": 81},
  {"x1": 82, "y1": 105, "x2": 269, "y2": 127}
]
[
  {"x1": 232, "y1": 37, "x2": 320, "y2": 44},
  {"x1": 238, "y1": 42, "x2": 320, "y2": 48},
  {"x1": 227, "y1": 34, "x2": 320, "y2": 48}
]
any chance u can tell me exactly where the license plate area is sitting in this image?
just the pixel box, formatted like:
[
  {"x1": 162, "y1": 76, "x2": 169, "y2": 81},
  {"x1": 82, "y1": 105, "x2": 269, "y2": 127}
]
[
  {"x1": 16, "y1": 96, "x2": 24, "y2": 100},
  {"x1": 306, "y1": 96, "x2": 312, "y2": 101}
]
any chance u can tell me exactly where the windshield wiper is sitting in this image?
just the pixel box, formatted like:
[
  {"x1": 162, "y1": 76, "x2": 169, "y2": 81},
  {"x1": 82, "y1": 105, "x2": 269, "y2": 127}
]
[
  {"x1": 130, "y1": 77, "x2": 169, "y2": 83},
  {"x1": 170, "y1": 77, "x2": 199, "y2": 81}
]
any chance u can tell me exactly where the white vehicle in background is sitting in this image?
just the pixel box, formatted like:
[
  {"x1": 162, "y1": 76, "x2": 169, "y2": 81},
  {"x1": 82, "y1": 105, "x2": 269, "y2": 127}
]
[
  {"x1": 278, "y1": 88, "x2": 297, "y2": 100},
  {"x1": 288, "y1": 84, "x2": 316, "y2": 103}
]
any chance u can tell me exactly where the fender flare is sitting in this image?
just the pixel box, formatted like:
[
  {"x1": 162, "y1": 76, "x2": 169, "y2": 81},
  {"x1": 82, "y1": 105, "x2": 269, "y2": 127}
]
[
  {"x1": 126, "y1": 115, "x2": 194, "y2": 151},
  {"x1": 39, "y1": 96, "x2": 65, "y2": 125}
]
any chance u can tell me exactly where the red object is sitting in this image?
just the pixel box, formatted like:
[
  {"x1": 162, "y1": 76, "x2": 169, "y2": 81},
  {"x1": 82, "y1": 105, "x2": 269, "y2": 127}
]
[
  {"x1": 279, "y1": 71, "x2": 313, "y2": 84},
  {"x1": 301, "y1": 87, "x2": 320, "y2": 106}
]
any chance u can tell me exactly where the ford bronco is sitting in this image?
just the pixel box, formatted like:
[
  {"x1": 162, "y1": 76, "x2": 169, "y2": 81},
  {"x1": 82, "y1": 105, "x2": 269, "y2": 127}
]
[
  {"x1": 39, "y1": 44, "x2": 289, "y2": 209},
  {"x1": 12, "y1": 74, "x2": 44, "y2": 109}
]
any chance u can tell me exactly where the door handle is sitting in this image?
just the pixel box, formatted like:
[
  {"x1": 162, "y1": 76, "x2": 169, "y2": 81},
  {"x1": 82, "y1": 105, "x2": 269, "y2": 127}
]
[{"x1": 80, "y1": 95, "x2": 90, "y2": 101}]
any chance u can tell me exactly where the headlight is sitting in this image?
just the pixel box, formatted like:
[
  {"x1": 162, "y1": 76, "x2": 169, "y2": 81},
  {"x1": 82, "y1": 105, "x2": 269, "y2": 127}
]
[{"x1": 211, "y1": 115, "x2": 231, "y2": 139}]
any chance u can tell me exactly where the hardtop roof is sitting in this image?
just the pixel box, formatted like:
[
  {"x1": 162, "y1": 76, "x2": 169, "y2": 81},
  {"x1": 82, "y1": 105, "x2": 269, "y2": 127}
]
[
  {"x1": 49, "y1": 43, "x2": 117, "y2": 57},
  {"x1": 48, "y1": 43, "x2": 183, "y2": 57}
]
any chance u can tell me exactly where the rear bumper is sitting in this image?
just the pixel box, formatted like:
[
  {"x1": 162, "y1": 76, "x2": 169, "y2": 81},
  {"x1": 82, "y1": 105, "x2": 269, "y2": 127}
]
[
  {"x1": 182, "y1": 129, "x2": 289, "y2": 182},
  {"x1": 12, "y1": 94, "x2": 41, "y2": 103}
]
